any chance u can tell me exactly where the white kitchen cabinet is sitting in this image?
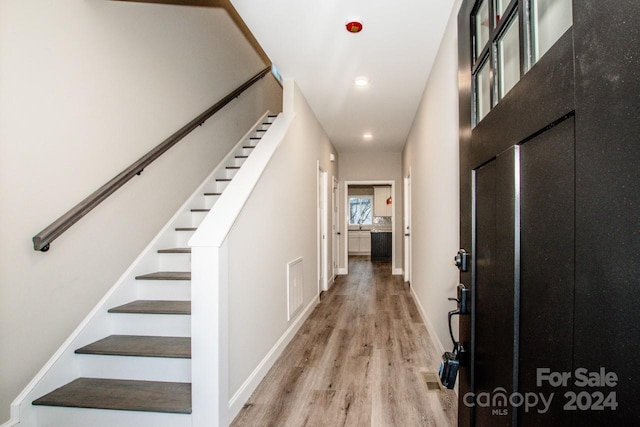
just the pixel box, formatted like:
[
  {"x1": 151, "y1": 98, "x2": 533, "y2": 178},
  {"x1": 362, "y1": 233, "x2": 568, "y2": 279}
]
[
  {"x1": 374, "y1": 186, "x2": 392, "y2": 217},
  {"x1": 348, "y1": 231, "x2": 371, "y2": 254}
]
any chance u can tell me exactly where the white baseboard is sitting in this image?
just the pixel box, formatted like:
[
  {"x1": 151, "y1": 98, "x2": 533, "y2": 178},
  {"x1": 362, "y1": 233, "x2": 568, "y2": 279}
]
[
  {"x1": 0, "y1": 420, "x2": 18, "y2": 427},
  {"x1": 336, "y1": 268, "x2": 348, "y2": 275},
  {"x1": 409, "y1": 285, "x2": 459, "y2": 396},
  {"x1": 228, "y1": 295, "x2": 318, "y2": 420},
  {"x1": 409, "y1": 286, "x2": 446, "y2": 356},
  {"x1": 392, "y1": 268, "x2": 403, "y2": 276}
]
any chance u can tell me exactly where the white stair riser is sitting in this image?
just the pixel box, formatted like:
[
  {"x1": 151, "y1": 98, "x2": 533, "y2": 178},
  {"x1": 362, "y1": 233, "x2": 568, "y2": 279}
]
[
  {"x1": 240, "y1": 147, "x2": 255, "y2": 157},
  {"x1": 224, "y1": 168, "x2": 238, "y2": 179},
  {"x1": 110, "y1": 313, "x2": 191, "y2": 337},
  {"x1": 135, "y1": 280, "x2": 191, "y2": 300},
  {"x1": 216, "y1": 180, "x2": 230, "y2": 192},
  {"x1": 78, "y1": 355, "x2": 191, "y2": 383},
  {"x1": 190, "y1": 211, "x2": 208, "y2": 227},
  {"x1": 34, "y1": 406, "x2": 192, "y2": 427},
  {"x1": 232, "y1": 157, "x2": 246, "y2": 167},
  {"x1": 158, "y1": 253, "x2": 191, "y2": 271},
  {"x1": 203, "y1": 194, "x2": 220, "y2": 209},
  {"x1": 175, "y1": 230, "x2": 195, "y2": 247}
]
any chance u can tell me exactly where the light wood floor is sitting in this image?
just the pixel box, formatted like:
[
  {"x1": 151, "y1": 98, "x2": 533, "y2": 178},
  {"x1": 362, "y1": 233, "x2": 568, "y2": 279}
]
[{"x1": 231, "y1": 256, "x2": 458, "y2": 427}]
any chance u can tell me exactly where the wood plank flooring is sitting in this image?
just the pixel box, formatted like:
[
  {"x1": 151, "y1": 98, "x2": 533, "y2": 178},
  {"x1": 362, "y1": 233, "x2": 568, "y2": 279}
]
[{"x1": 231, "y1": 256, "x2": 457, "y2": 427}]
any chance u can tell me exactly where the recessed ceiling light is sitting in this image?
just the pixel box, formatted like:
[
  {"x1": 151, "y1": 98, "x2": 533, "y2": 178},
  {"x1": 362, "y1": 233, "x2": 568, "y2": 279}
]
[
  {"x1": 363, "y1": 132, "x2": 373, "y2": 140},
  {"x1": 354, "y1": 77, "x2": 370, "y2": 88}
]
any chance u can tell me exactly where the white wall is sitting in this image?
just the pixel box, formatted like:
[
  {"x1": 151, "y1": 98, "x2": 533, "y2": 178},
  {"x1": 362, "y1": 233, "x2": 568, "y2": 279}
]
[
  {"x1": 338, "y1": 152, "x2": 403, "y2": 273},
  {"x1": 0, "y1": 0, "x2": 281, "y2": 422},
  {"x1": 401, "y1": 0, "x2": 462, "y2": 358},
  {"x1": 226, "y1": 81, "x2": 337, "y2": 398}
]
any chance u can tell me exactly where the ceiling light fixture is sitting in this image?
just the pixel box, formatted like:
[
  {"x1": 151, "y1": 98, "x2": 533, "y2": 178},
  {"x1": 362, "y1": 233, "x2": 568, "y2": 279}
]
[
  {"x1": 363, "y1": 132, "x2": 373, "y2": 140},
  {"x1": 354, "y1": 77, "x2": 370, "y2": 88}
]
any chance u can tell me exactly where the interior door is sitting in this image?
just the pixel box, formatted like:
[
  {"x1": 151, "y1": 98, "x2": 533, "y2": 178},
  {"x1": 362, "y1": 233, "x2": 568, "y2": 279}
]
[
  {"x1": 403, "y1": 174, "x2": 411, "y2": 283},
  {"x1": 318, "y1": 167, "x2": 328, "y2": 293}
]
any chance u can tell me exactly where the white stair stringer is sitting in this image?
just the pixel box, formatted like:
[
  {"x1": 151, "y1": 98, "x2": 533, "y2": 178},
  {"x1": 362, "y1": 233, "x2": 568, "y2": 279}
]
[{"x1": 3, "y1": 112, "x2": 277, "y2": 427}]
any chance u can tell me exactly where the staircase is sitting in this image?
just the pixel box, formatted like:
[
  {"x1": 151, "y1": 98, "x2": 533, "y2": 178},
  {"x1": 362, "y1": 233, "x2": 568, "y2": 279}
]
[{"x1": 26, "y1": 114, "x2": 277, "y2": 427}]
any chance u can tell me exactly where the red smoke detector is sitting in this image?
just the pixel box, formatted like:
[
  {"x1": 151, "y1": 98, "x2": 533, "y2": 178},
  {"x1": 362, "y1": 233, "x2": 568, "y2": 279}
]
[{"x1": 345, "y1": 21, "x2": 363, "y2": 33}]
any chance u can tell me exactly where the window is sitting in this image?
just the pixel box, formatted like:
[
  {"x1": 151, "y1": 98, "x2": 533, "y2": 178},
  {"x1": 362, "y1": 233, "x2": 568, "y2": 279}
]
[
  {"x1": 474, "y1": 0, "x2": 490, "y2": 59},
  {"x1": 349, "y1": 196, "x2": 372, "y2": 225},
  {"x1": 531, "y1": 0, "x2": 573, "y2": 63},
  {"x1": 494, "y1": 0, "x2": 509, "y2": 25},
  {"x1": 472, "y1": 0, "x2": 492, "y2": 126},
  {"x1": 497, "y1": 15, "x2": 520, "y2": 99},
  {"x1": 475, "y1": 58, "x2": 491, "y2": 123}
]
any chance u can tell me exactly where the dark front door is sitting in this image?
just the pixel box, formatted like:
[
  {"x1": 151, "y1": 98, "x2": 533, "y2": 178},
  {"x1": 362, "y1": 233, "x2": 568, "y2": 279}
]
[
  {"x1": 457, "y1": 1, "x2": 639, "y2": 426},
  {"x1": 472, "y1": 120, "x2": 576, "y2": 426}
]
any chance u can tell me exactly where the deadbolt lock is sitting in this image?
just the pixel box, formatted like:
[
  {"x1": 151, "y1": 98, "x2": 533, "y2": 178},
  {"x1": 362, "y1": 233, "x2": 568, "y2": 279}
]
[{"x1": 454, "y1": 249, "x2": 469, "y2": 272}]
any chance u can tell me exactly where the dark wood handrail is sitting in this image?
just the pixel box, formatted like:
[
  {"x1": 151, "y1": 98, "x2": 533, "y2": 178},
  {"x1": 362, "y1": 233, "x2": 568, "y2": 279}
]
[{"x1": 33, "y1": 66, "x2": 272, "y2": 252}]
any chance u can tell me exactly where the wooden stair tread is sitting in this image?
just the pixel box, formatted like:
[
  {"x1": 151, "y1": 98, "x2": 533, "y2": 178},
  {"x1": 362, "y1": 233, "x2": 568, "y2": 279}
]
[
  {"x1": 75, "y1": 335, "x2": 190, "y2": 359},
  {"x1": 226, "y1": 166, "x2": 240, "y2": 169},
  {"x1": 175, "y1": 227, "x2": 197, "y2": 231},
  {"x1": 135, "y1": 272, "x2": 191, "y2": 281},
  {"x1": 32, "y1": 378, "x2": 191, "y2": 414},
  {"x1": 235, "y1": 155, "x2": 248, "y2": 159},
  {"x1": 190, "y1": 208, "x2": 210, "y2": 212},
  {"x1": 215, "y1": 178, "x2": 232, "y2": 182},
  {"x1": 109, "y1": 300, "x2": 191, "y2": 315},
  {"x1": 204, "y1": 192, "x2": 222, "y2": 196},
  {"x1": 158, "y1": 248, "x2": 191, "y2": 254},
  {"x1": 242, "y1": 146, "x2": 256, "y2": 149}
]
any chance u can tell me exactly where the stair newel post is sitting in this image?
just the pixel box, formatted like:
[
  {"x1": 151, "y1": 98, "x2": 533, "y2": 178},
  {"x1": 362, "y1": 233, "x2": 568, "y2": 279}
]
[{"x1": 191, "y1": 242, "x2": 230, "y2": 426}]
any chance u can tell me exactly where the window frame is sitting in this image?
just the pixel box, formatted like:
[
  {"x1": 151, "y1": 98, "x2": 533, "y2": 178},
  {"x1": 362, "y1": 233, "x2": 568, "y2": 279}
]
[{"x1": 471, "y1": 0, "x2": 528, "y2": 127}]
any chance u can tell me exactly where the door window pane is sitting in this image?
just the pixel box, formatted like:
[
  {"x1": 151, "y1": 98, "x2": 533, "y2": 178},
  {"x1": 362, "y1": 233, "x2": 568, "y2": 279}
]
[
  {"x1": 475, "y1": 0, "x2": 490, "y2": 58},
  {"x1": 498, "y1": 15, "x2": 520, "y2": 99},
  {"x1": 494, "y1": 0, "x2": 509, "y2": 25},
  {"x1": 531, "y1": 0, "x2": 572, "y2": 62},
  {"x1": 475, "y1": 59, "x2": 491, "y2": 123},
  {"x1": 349, "y1": 197, "x2": 372, "y2": 225}
]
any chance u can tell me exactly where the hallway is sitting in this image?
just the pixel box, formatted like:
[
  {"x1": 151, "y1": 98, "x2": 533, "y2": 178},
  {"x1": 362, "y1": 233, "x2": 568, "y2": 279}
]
[{"x1": 231, "y1": 256, "x2": 457, "y2": 426}]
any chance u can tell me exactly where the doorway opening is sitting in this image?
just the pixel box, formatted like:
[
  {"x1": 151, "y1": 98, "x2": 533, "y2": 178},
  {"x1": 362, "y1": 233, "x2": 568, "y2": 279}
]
[{"x1": 343, "y1": 180, "x2": 396, "y2": 275}]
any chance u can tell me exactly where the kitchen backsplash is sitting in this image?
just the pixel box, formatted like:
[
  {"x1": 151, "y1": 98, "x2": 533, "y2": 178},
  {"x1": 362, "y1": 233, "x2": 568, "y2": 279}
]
[{"x1": 373, "y1": 216, "x2": 392, "y2": 225}]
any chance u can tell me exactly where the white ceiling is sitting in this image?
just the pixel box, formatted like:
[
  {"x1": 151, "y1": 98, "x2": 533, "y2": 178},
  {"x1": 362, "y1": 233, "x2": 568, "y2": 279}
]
[{"x1": 230, "y1": 0, "x2": 455, "y2": 153}]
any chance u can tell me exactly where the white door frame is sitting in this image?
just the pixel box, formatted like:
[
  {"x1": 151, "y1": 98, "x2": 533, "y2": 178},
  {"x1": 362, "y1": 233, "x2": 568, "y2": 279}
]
[
  {"x1": 331, "y1": 176, "x2": 339, "y2": 284},
  {"x1": 343, "y1": 180, "x2": 397, "y2": 275},
  {"x1": 317, "y1": 164, "x2": 329, "y2": 293},
  {"x1": 403, "y1": 171, "x2": 412, "y2": 283}
]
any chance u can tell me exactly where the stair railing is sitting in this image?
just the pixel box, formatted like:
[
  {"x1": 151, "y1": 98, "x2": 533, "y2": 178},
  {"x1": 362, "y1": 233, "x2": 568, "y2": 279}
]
[{"x1": 32, "y1": 66, "x2": 272, "y2": 252}]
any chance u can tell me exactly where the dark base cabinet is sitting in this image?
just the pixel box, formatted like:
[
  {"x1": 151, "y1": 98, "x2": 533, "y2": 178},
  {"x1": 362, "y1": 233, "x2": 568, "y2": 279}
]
[{"x1": 370, "y1": 231, "x2": 391, "y2": 262}]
